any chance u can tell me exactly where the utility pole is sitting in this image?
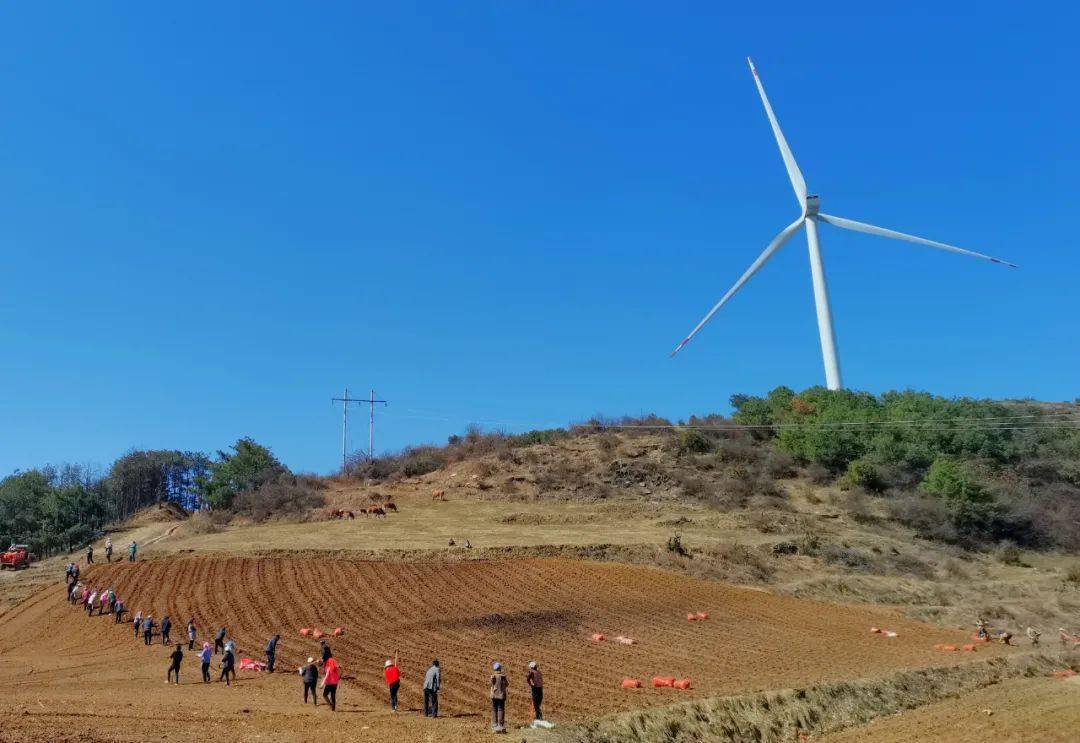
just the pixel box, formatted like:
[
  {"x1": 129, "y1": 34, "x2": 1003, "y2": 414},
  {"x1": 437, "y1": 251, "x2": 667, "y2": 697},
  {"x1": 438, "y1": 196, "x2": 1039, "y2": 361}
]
[{"x1": 332, "y1": 388, "x2": 388, "y2": 471}]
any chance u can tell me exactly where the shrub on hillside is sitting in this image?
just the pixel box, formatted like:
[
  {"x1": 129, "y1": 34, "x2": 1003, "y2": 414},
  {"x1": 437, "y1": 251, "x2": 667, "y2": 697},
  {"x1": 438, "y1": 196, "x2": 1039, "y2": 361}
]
[
  {"x1": 840, "y1": 458, "x2": 886, "y2": 493},
  {"x1": 231, "y1": 474, "x2": 325, "y2": 522}
]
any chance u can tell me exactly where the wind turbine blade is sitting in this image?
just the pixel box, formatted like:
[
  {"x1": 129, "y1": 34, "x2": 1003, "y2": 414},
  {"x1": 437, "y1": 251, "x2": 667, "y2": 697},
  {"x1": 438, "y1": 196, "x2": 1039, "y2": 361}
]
[
  {"x1": 671, "y1": 218, "x2": 805, "y2": 356},
  {"x1": 817, "y1": 213, "x2": 1017, "y2": 268},
  {"x1": 748, "y1": 57, "x2": 807, "y2": 207}
]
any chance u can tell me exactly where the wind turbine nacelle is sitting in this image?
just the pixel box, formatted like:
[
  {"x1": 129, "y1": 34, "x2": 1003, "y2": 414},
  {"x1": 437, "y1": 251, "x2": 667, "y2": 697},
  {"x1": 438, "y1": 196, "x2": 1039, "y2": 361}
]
[{"x1": 805, "y1": 195, "x2": 821, "y2": 216}]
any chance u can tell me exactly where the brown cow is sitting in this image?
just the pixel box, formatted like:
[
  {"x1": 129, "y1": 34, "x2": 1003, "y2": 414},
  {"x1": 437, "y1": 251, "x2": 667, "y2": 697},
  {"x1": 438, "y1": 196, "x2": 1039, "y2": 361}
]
[
  {"x1": 383, "y1": 502, "x2": 397, "y2": 512},
  {"x1": 432, "y1": 489, "x2": 446, "y2": 501},
  {"x1": 367, "y1": 507, "x2": 387, "y2": 518}
]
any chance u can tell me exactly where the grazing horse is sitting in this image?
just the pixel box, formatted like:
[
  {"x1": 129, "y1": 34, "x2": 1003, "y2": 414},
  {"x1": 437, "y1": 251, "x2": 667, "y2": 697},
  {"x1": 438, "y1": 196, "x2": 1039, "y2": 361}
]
[
  {"x1": 383, "y1": 502, "x2": 397, "y2": 512},
  {"x1": 431, "y1": 489, "x2": 446, "y2": 501},
  {"x1": 366, "y1": 506, "x2": 387, "y2": 518}
]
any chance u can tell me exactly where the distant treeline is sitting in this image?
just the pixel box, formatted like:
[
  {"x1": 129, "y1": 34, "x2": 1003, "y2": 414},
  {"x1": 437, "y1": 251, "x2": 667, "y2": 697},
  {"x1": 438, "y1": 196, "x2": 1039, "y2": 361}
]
[{"x1": 0, "y1": 438, "x2": 324, "y2": 557}]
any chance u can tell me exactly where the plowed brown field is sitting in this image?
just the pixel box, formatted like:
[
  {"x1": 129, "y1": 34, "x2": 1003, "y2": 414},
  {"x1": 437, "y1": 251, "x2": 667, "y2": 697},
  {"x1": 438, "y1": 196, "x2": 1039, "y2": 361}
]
[{"x1": 0, "y1": 557, "x2": 1004, "y2": 742}]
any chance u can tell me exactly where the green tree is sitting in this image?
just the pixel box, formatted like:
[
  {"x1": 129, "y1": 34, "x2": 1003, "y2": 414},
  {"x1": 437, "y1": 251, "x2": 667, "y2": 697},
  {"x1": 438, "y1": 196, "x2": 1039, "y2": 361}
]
[{"x1": 199, "y1": 438, "x2": 287, "y2": 510}]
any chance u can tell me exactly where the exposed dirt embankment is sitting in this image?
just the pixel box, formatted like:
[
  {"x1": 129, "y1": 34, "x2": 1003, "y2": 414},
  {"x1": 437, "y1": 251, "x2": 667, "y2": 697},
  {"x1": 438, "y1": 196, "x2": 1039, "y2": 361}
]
[{"x1": 563, "y1": 653, "x2": 1077, "y2": 742}]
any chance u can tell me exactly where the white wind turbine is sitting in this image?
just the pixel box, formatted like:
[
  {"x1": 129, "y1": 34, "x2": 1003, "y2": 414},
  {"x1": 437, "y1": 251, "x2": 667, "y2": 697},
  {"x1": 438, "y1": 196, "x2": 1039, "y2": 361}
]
[{"x1": 671, "y1": 58, "x2": 1016, "y2": 390}]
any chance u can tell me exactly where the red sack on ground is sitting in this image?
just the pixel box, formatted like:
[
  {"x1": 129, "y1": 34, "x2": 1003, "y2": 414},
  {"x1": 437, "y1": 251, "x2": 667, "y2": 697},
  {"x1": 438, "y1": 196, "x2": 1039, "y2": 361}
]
[
  {"x1": 673, "y1": 679, "x2": 692, "y2": 690},
  {"x1": 312, "y1": 629, "x2": 325, "y2": 640},
  {"x1": 621, "y1": 678, "x2": 642, "y2": 689},
  {"x1": 686, "y1": 613, "x2": 698, "y2": 621},
  {"x1": 332, "y1": 627, "x2": 344, "y2": 637},
  {"x1": 870, "y1": 627, "x2": 882, "y2": 634},
  {"x1": 299, "y1": 628, "x2": 312, "y2": 637},
  {"x1": 652, "y1": 676, "x2": 675, "y2": 688},
  {"x1": 941, "y1": 644, "x2": 958, "y2": 652},
  {"x1": 591, "y1": 633, "x2": 605, "y2": 642},
  {"x1": 695, "y1": 612, "x2": 708, "y2": 620},
  {"x1": 962, "y1": 643, "x2": 977, "y2": 652}
]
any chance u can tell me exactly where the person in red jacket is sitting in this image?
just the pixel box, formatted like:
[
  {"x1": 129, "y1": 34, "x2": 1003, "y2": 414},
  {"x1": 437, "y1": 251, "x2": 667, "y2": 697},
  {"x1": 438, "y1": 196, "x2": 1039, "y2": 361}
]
[
  {"x1": 383, "y1": 652, "x2": 401, "y2": 712},
  {"x1": 321, "y1": 656, "x2": 341, "y2": 711}
]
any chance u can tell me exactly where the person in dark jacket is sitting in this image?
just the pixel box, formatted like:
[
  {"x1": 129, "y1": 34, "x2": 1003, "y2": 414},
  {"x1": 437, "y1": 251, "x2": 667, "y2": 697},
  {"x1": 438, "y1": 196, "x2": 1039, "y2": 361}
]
[
  {"x1": 220, "y1": 647, "x2": 236, "y2": 685},
  {"x1": 114, "y1": 598, "x2": 126, "y2": 624},
  {"x1": 423, "y1": 660, "x2": 441, "y2": 718},
  {"x1": 265, "y1": 634, "x2": 279, "y2": 673},
  {"x1": 187, "y1": 619, "x2": 196, "y2": 650},
  {"x1": 161, "y1": 616, "x2": 172, "y2": 645},
  {"x1": 143, "y1": 616, "x2": 155, "y2": 646},
  {"x1": 214, "y1": 627, "x2": 227, "y2": 654},
  {"x1": 299, "y1": 656, "x2": 319, "y2": 705},
  {"x1": 167, "y1": 644, "x2": 183, "y2": 684},
  {"x1": 526, "y1": 661, "x2": 544, "y2": 721},
  {"x1": 320, "y1": 639, "x2": 332, "y2": 664},
  {"x1": 86, "y1": 544, "x2": 94, "y2": 564}
]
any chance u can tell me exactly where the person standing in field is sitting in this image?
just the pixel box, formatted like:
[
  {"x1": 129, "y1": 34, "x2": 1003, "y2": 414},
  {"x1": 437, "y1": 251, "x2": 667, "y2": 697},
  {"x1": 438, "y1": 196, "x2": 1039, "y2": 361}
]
[
  {"x1": 187, "y1": 619, "x2": 196, "y2": 650},
  {"x1": 128, "y1": 541, "x2": 137, "y2": 562},
  {"x1": 321, "y1": 655, "x2": 341, "y2": 711},
  {"x1": 86, "y1": 589, "x2": 98, "y2": 616},
  {"x1": 143, "y1": 616, "x2": 155, "y2": 646},
  {"x1": 133, "y1": 611, "x2": 142, "y2": 639},
  {"x1": 105, "y1": 537, "x2": 113, "y2": 562},
  {"x1": 199, "y1": 642, "x2": 212, "y2": 682},
  {"x1": 220, "y1": 645, "x2": 236, "y2": 686},
  {"x1": 526, "y1": 661, "x2": 544, "y2": 721},
  {"x1": 299, "y1": 657, "x2": 319, "y2": 705},
  {"x1": 490, "y1": 662, "x2": 509, "y2": 732},
  {"x1": 320, "y1": 639, "x2": 332, "y2": 665},
  {"x1": 215, "y1": 627, "x2": 227, "y2": 654},
  {"x1": 161, "y1": 616, "x2": 172, "y2": 645},
  {"x1": 86, "y1": 544, "x2": 94, "y2": 564},
  {"x1": 265, "y1": 634, "x2": 279, "y2": 673},
  {"x1": 423, "y1": 659, "x2": 440, "y2": 718},
  {"x1": 167, "y1": 643, "x2": 183, "y2": 684},
  {"x1": 1026, "y1": 626, "x2": 1042, "y2": 646},
  {"x1": 384, "y1": 653, "x2": 401, "y2": 712},
  {"x1": 114, "y1": 598, "x2": 126, "y2": 624}
]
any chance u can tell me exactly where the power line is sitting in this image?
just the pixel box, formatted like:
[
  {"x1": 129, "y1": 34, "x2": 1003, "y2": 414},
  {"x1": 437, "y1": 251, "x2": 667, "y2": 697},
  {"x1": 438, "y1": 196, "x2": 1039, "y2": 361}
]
[{"x1": 332, "y1": 389, "x2": 389, "y2": 470}]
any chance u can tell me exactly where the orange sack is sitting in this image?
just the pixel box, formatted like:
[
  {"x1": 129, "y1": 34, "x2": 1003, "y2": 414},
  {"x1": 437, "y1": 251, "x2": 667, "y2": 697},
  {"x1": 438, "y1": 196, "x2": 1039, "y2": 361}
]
[
  {"x1": 961, "y1": 643, "x2": 977, "y2": 652},
  {"x1": 695, "y1": 612, "x2": 708, "y2": 620},
  {"x1": 621, "y1": 678, "x2": 642, "y2": 689},
  {"x1": 870, "y1": 627, "x2": 882, "y2": 634},
  {"x1": 332, "y1": 627, "x2": 344, "y2": 637},
  {"x1": 299, "y1": 628, "x2": 312, "y2": 637},
  {"x1": 591, "y1": 633, "x2": 605, "y2": 642},
  {"x1": 652, "y1": 676, "x2": 675, "y2": 688},
  {"x1": 686, "y1": 613, "x2": 698, "y2": 621},
  {"x1": 941, "y1": 644, "x2": 958, "y2": 652},
  {"x1": 673, "y1": 679, "x2": 692, "y2": 690},
  {"x1": 312, "y1": 629, "x2": 325, "y2": 640}
]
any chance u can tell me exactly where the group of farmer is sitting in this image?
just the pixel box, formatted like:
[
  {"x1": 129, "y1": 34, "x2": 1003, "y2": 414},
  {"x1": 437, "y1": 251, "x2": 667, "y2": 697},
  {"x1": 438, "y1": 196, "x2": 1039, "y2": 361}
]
[
  {"x1": 83, "y1": 537, "x2": 137, "y2": 564},
  {"x1": 63, "y1": 559, "x2": 546, "y2": 732}
]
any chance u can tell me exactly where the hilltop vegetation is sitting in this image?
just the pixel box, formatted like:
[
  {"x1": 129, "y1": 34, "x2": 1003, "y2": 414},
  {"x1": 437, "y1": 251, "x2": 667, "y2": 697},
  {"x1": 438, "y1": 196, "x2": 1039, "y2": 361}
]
[{"x1": 3, "y1": 386, "x2": 1078, "y2": 558}]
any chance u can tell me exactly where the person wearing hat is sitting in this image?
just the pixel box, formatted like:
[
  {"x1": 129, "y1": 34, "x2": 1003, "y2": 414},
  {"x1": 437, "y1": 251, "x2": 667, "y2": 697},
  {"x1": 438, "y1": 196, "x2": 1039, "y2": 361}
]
[
  {"x1": 423, "y1": 659, "x2": 441, "y2": 718},
  {"x1": 384, "y1": 652, "x2": 401, "y2": 712},
  {"x1": 490, "y1": 662, "x2": 509, "y2": 732},
  {"x1": 299, "y1": 657, "x2": 319, "y2": 705},
  {"x1": 526, "y1": 661, "x2": 544, "y2": 721}
]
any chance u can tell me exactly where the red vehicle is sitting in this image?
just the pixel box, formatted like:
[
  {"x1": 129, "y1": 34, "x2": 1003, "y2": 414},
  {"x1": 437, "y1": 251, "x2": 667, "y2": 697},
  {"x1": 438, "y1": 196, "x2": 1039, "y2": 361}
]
[{"x1": 0, "y1": 544, "x2": 35, "y2": 570}]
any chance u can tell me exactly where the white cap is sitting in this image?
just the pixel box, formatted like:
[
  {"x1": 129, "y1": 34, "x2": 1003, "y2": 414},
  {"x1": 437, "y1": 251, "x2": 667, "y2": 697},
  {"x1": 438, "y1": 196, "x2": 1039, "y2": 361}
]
[
  {"x1": 528, "y1": 661, "x2": 537, "y2": 669},
  {"x1": 307, "y1": 657, "x2": 314, "y2": 663},
  {"x1": 385, "y1": 659, "x2": 393, "y2": 667}
]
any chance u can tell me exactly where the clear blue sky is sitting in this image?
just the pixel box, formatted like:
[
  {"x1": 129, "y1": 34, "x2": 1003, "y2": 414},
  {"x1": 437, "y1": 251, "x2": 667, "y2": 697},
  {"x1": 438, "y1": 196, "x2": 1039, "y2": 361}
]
[{"x1": 1, "y1": 2, "x2": 1076, "y2": 476}]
